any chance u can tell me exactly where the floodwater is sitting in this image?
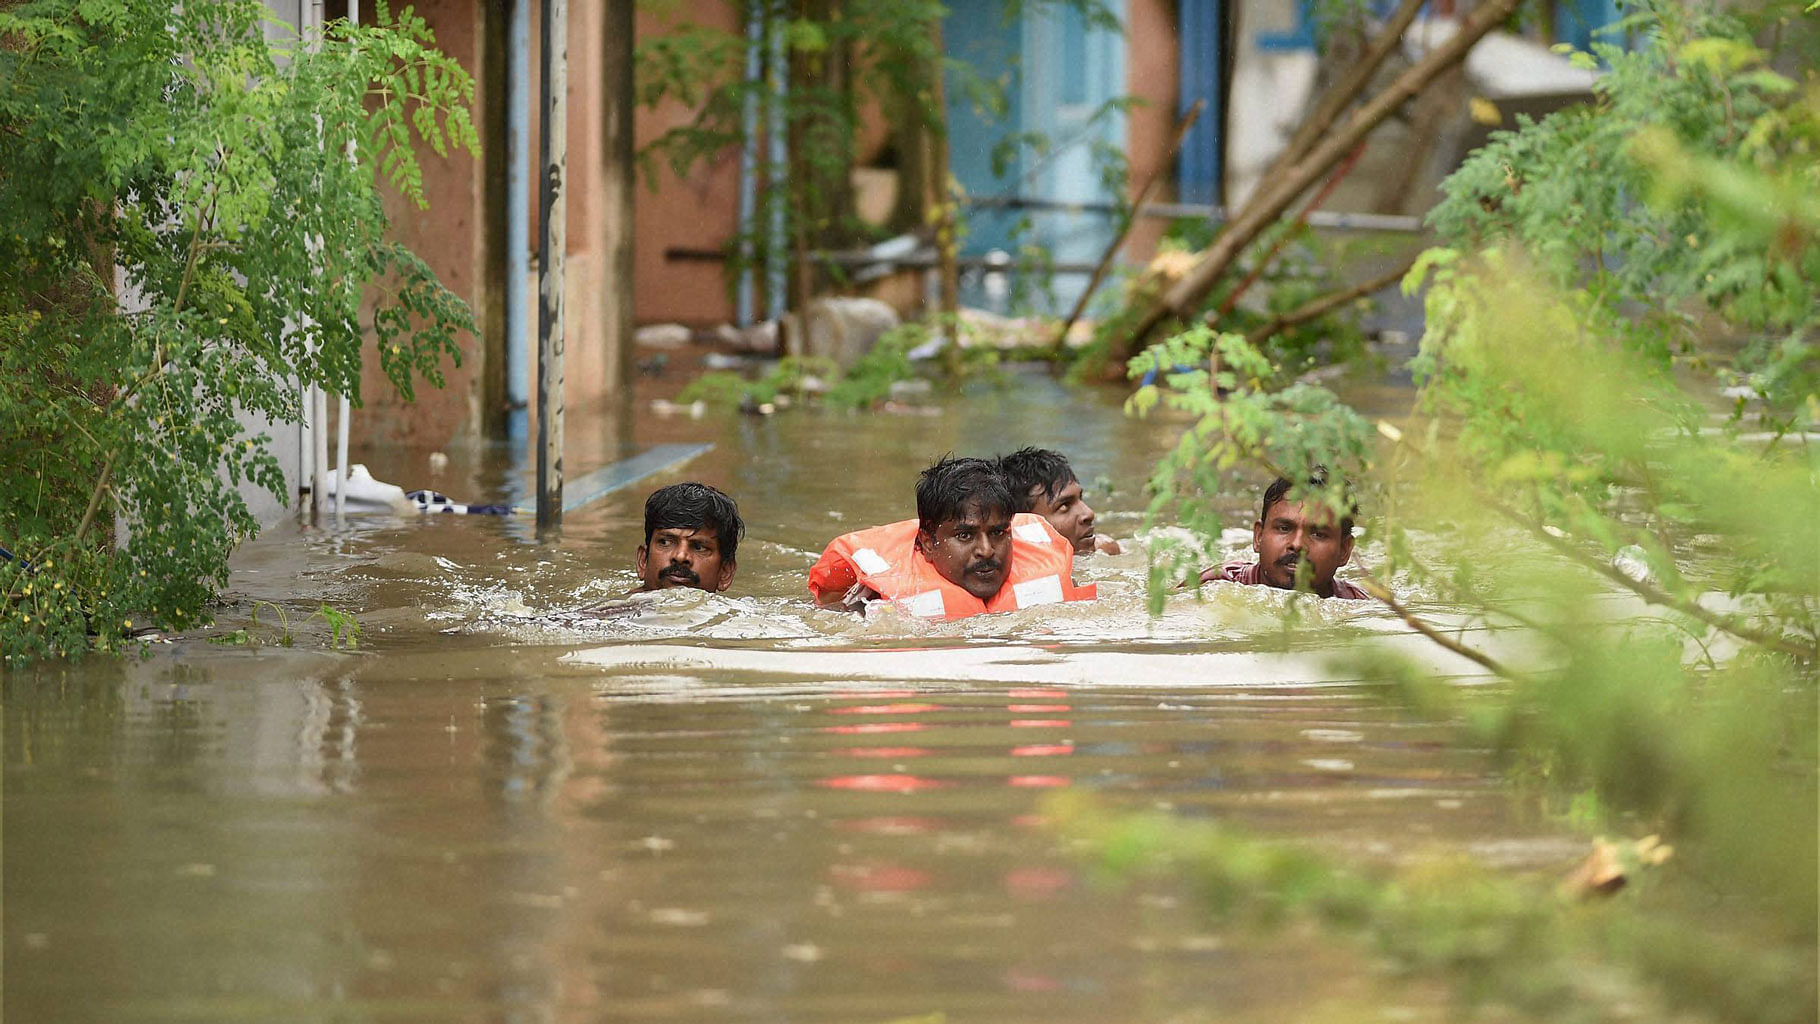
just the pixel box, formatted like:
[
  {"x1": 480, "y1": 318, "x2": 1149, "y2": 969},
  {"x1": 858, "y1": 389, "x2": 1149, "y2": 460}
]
[{"x1": 5, "y1": 369, "x2": 1585, "y2": 1023}]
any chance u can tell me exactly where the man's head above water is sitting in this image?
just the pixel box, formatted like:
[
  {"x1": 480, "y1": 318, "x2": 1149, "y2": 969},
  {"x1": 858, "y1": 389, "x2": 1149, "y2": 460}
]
[
  {"x1": 636, "y1": 482, "x2": 743, "y2": 593},
  {"x1": 915, "y1": 455, "x2": 1014, "y2": 601},
  {"x1": 1252, "y1": 469, "x2": 1356, "y2": 597},
  {"x1": 996, "y1": 447, "x2": 1100, "y2": 554}
]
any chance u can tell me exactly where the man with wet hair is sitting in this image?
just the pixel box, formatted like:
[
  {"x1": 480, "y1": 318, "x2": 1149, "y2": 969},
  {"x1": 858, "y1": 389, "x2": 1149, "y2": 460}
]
[
  {"x1": 1200, "y1": 470, "x2": 1368, "y2": 599},
  {"x1": 636, "y1": 482, "x2": 743, "y2": 593},
  {"x1": 808, "y1": 455, "x2": 1095, "y2": 618},
  {"x1": 996, "y1": 447, "x2": 1121, "y2": 555}
]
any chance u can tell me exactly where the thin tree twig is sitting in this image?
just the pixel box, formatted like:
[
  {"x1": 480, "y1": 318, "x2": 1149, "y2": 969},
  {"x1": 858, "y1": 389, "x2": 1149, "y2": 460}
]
[
  {"x1": 1509, "y1": 510, "x2": 1817, "y2": 661},
  {"x1": 1354, "y1": 567, "x2": 1513, "y2": 678},
  {"x1": 1242, "y1": 256, "x2": 1418, "y2": 345}
]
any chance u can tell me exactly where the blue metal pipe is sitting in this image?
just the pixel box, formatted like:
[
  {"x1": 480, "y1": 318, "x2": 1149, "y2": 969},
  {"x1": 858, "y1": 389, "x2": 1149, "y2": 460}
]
[
  {"x1": 765, "y1": 1, "x2": 788, "y2": 320},
  {"x1": 506, "y1": 0, "x2": 532, "y2": 411}
]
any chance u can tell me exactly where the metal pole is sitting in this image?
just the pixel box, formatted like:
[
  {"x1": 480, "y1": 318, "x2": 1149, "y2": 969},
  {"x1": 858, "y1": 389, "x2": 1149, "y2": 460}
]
[
  {"x1": 506, "y1": 0, "x2": 532, "y2": 419},
  {"x1": 536, "y1": 0, "x2": 568, "y2": 532},
  {"x1": 336, "y1": 0, "x2": 358, "y2": 525}
]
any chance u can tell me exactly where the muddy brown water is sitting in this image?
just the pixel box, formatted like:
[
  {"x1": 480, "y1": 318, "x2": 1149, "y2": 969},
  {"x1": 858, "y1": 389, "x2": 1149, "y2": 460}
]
[{"x1": 5, "y1": 371, "x2": 1582, "y2": 1023}]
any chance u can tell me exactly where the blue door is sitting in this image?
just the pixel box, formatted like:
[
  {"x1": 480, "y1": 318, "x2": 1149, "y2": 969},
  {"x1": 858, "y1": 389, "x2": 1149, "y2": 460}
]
[{"x1": 945, "y1": 0, "x2": 1128, "y2": 312}]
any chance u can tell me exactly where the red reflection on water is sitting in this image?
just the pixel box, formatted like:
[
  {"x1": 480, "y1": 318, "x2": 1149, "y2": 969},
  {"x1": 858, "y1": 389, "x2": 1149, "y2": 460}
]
[
  {"x1": 1003, "y1": 967, "x2": 1065, "y2": 992},
  {"x1": 830, "y1": 703, "x2": 945, "y2": 715},
  {"x1": 1010, "y1": 743, "x2": 1074, "y2": 757},
  {"x1": 1005, "y1": 865, "x2": 1074, "y2": 900},
  {"x1": 820, "y1": 722, "x2": 928, "y2": 735},
  {"x1": 817, "y1": 774, "x2": 945, "y2": 793},
  {"x1": 1007, "y1": 775, "x2": 1070, "y2": 788},
  {"x1": 830, "y1": 862, "x2": 931, "y2": 892},
  {"x1": 1008, "y1": 688, "x2": 1067, "y2": 698},
  {"x1": 836, "y1": 816, "x2": 940, "y2": 835},
  {"x1": 831, "y1": 746, "x2": 930, "y2": 759},
  {"x1": 1008, "y1": 720, "x2": 1070, "y2": 729},
  {"x1": 835, "y1": 689, "x2": 916, "y2": 698},
  {"x1": 1006, "y1": 704, "x2": 1071, "y2": 713}
]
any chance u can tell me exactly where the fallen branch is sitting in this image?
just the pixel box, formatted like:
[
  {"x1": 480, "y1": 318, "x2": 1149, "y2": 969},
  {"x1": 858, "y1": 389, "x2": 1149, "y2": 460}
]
[
  {"x1": 1243, "y1": 256, "x2": 1418, "y2": 345},
  {"x1": 1354, "y1": 567, "x2": 1513, "y2": 678},
  {"x1": 1268, "y1": 0, "x2": 1430, "y2": 181},
  {"x1": 1121, "y1": 0, "x2": 1519, "y2": 355}
]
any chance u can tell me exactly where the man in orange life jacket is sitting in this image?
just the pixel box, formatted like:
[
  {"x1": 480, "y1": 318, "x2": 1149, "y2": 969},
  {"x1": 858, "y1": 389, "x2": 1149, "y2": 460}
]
[
  {"x1": 1198, "y1": 470, "x2": 1370, "y2": 600},
  {"x1": 808, "y1": 456, "x2": 1096, "y2": 618}
]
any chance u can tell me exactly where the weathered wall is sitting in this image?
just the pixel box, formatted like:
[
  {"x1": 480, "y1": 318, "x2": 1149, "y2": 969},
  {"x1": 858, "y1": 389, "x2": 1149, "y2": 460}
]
[
  {"x1": 630, "y1": 3, "x2": 744, "y2": 328},
  {"x1": 1122, "y1": 0, "x2": 1181, "y2": 265},
  {"x1": 360, "y1": 0, "x2": 491, "y2": 448}
]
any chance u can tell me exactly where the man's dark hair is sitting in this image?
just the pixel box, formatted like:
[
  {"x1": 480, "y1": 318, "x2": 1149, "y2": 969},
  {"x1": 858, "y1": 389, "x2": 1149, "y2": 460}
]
[
  {"x1": 996, "y1": 447, "x2": 1078, "y2": 512},
  {"x1": 644, "y1": 482, "x2": 744, "y2": 561},
  {"x1": 917, "y1": 455, "x2": 1014, "y2": 535},
  {"x1": 1261, "y1": 467, "x2": 1356, "y2": 534}
]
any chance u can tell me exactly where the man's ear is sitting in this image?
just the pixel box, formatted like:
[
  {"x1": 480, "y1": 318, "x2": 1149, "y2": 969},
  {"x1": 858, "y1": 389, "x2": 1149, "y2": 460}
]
[
  {"x1": 1251, "y1": 519, "x2": 1264, "y2": 553},
  {"x1": 1339, "y1": 530, "x2": 1356, "y2": 562},
  {"x1": 715, "y1": 559, "x2": 736, "y2": 592},
  {"x1": 915, "y1": 530, "x2": 933, "y2": 557},
  {"x1": 635, "y1": 545, "x2": 648, "y2": 576}
]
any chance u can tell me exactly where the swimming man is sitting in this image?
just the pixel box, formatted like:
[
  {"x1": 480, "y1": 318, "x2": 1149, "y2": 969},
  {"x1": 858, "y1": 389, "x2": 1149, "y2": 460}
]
[
  {"x1": 1200, "y1": 471, "x2": 1369, "y2": 600},
  {"x1": 636, "y1": 482, "x2": 743, "y2": 593},
  {"x1": 808, "y1": 456, "x2": 1095, "y2": 618},
  {"x1": 996, "y1": 447, "x2": 1121, "y2": 555}
]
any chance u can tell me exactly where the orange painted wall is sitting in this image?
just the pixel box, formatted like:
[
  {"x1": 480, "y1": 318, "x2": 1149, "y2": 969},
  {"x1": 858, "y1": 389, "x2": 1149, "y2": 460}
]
[
  {"x1": 1122, "y1": 0, "x2": 1181, "y2": 265},
  {"x1": 631, "y1": 3, "x2": 744, "y2": 328},
  {"x1": 361, "y1": 0, "x2": 489, "y2": 448}
]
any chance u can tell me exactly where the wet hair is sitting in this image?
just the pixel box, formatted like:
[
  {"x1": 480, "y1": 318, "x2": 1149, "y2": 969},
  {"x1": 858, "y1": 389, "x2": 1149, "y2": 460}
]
[
  {"x1": 643, "y1": 482, "x2": 744, "y2": 562},
  {"x1": 996, "y1": 447, "x2": 1078, "y2": 512},
  {"x1": 917, "y1": 455, "x2": 1014, "y2": 536},
  {"x1": 1261, "y1": 467, "x2": 1356, "y2": 535}
]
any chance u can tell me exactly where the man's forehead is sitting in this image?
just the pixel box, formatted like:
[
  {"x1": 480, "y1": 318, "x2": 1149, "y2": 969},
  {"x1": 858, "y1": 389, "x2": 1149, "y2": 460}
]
[
  {"x1": 1266, "y1": 500, "x2": 1340, "y2": 525},
  {"x1": 945, "y1": 503, "x2": 1011, "y2": 528},
  {"x1": 652, "y1": 525, "x2": 713, "y2": 540}
]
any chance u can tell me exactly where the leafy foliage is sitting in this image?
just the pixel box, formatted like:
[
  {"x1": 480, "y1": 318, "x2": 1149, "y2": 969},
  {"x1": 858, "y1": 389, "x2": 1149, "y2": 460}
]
[
  {"x1": 1114, "y1": 1, "x2": 1818, "y2": 1015},
  {"x1": 0, "y1": 0, "x2": 478, "y2": 661}
]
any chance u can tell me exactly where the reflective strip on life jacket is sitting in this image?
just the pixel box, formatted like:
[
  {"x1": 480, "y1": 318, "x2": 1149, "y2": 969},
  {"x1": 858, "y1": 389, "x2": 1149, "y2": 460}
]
[{"x1": 807, "y1": 513, "x2": 1097, "y2": 620}]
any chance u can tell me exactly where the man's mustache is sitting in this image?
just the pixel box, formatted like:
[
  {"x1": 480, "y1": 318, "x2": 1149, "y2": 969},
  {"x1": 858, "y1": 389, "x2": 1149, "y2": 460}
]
[
  {"x1": 967, "y1": 558, "x2": 1004, "y2": 575},
  {"x1": 659, "y1": 565, "x2": 701, "y2": 585},
  {"x1": 1275, "y1": 553, "x2": 1301, "y2": 570}
]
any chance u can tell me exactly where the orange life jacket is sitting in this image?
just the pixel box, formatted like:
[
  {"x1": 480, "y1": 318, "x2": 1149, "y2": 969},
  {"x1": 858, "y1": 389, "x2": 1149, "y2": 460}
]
[{"x1": 808, "y1": 513, "x2": 1097, "y2": 619}]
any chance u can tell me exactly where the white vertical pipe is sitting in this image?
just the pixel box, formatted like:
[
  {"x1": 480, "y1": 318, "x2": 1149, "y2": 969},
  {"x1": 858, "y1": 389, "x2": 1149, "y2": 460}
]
[
  {"x1": 311, "y1": 386, "x2": 329, "y2": 522},
  {"x1": 335, "y1": 394, "x2": 349, "y2": 520},
  {"x1": 507, "y1": 0, "x2": 532, "y2": 411}
]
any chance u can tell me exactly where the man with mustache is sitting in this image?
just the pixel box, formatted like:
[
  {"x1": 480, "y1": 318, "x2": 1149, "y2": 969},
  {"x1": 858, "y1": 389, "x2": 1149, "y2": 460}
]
[
  {"x1": 635, "y1": 482, "x2": 743, "y2": 593},
  {"x1": 996, "y1": 447, "x2": 1122, "y2": 555},
  {"x1": 809, "y1": 456, "x2": 1095, "y2": 618},
  {"x1": 1200, "y1": 472, "x2": 1370, "y2": 600}
]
